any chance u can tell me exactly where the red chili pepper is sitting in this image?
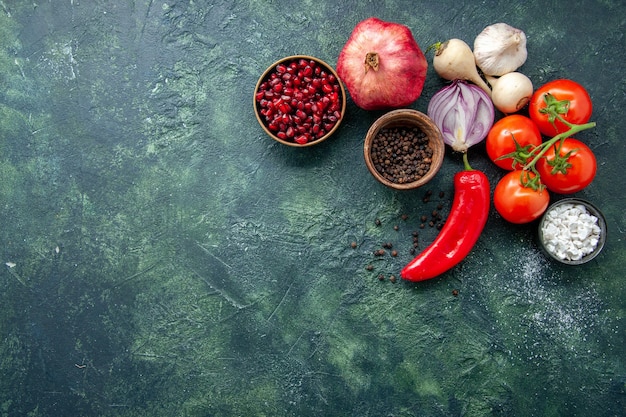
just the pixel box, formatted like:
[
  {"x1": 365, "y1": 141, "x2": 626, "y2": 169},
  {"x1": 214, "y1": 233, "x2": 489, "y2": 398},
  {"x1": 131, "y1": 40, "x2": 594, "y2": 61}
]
[{"x1": 401, "y1": 154, "x2": 490, "y2": 281}]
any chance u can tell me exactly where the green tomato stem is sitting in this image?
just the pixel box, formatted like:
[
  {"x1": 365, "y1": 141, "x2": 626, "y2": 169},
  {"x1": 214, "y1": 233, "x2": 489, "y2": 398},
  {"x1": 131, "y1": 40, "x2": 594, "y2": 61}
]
[{"x1": 524, "y1": 120, "x2": 596, "y2": 171}]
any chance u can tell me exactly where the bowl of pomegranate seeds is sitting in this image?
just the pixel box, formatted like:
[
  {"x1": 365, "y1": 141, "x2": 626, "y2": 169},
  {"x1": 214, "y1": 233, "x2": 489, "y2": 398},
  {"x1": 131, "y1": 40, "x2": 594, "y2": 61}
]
[
  {"x1": 254, "y1": 55, "x2": 346, "y2": 147},
  {"x1": 364, "y1": 109, "x2": 445, "y2": 190}
]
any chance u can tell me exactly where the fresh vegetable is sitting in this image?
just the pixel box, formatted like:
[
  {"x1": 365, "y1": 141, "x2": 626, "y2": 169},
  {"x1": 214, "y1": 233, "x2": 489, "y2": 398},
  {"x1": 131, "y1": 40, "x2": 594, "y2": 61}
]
[
  {"x1": 493, "y1": 170, "x2": 550, "y2": 224},
  {"x1": 431, "y1": 39, "x2": 491, "y2": 95},
  {"x1": 535, "y1": 138, "x2": 597, "y2": 194},
  {"x1": 493, "y1": 79, "x2": 596, "y2": 195},
  {"x1": 473, "y1": 23, "x2": 527, "y2": 76},
  {"x1": 528, "y1": 79, "x2": 593, "y2": 136},
  {"x1": 427, "y1": 80, "x2": 495, "y2": 153},
  {"x1": 486, "y1": 115, "x2": 542, "y2": 170},
  {"x1": 336, "y1": 17, "x2": 428, "y2": 110},
  {"x1": 486, "y1": 72, "x2": 533, "y2": 114},
  {"x1": 401, "y1": 154, "x2": 490, "y2": 281}
]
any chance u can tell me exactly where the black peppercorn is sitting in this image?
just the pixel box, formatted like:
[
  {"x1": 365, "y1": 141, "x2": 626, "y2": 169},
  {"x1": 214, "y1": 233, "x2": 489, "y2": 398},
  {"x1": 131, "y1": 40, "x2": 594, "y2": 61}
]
[{"x1": 370, "y1": 126, "x2": 433, "y2": 184}]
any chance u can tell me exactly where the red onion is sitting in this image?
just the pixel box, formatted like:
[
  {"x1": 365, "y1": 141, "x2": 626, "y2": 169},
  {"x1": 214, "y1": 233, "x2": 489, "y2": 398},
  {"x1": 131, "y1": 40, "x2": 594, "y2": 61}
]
[{"x1": 427, "y1": 80, "x2": 494, "y2": 153}]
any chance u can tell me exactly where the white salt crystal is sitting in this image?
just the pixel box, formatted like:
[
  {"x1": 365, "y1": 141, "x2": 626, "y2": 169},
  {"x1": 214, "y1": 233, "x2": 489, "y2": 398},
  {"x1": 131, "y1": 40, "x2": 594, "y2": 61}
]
[{"x1": 541, "y1": 202, "x2": 602, "y2": 262}]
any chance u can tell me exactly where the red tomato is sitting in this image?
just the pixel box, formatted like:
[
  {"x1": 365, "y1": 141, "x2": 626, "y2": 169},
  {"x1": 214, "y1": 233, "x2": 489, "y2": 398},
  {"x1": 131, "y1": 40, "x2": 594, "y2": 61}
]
[
  {"x1": 528, "y1": 79, "x2": 592, "y2": 137},
  {"x1": 535, "y1": 138, "x2": 597, "y2": 194},
  {"x1": 493, "y1": 171, "x2": 550, "y2": 224},
  {"x1": 486, "y1": 115, "x2": 543, "y2": 170}
]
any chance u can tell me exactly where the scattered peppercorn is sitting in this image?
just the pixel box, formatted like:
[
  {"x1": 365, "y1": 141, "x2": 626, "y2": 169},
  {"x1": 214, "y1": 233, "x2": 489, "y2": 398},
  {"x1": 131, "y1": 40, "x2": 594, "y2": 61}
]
[
  {"x1": 452, "y1": 289, "x2": 459, "y2": 296},
  {"x1": 401, "y1": 214, "x2": 409, "y2": 221},
  {"x1": 391, "y1": 250, "x2": 398, "y2": 257},
  {"x1": 420, "y1": 223, "x2": 425, "y2": 229},
  {"x1": 382, "y1": 242, "x2": 393, "y2": 249},
  {"x1": 366, "y1": 264, "x2": 374, "y2": 271},
  {"x1": 437, "y1": 203, "x2": 443, "y2": 210},
  {"x1": 429, "y1": 221, "x2": 435, "y2": 227},
  {"x1": 420, "y1": 215, "x2": 427, "y2": 222},
  {"x1": 378, "y1": 274, "x2": 385, "y2": 281},
  {"x1": 350, "y1": 241, "x2": 357, "y2": 249},
  {"x1": 389, "y1": 275, "x2": 397, "y2": 283},
  {"x1": 374, "y1": 249, "x2": 386, "y2": 256},
  {"x1": 393, "y1": 225, "x2": 399, "y2": 231},
  {"x1": 375, "y1": 218, "x2": 381, "y2": 226}
]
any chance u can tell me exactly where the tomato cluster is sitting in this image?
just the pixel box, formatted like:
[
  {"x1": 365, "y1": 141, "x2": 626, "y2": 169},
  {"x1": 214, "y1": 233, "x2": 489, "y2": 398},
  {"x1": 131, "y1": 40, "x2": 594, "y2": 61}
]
[{"x1": 486, "y1": 79, "x2": 597, "y2": 224}]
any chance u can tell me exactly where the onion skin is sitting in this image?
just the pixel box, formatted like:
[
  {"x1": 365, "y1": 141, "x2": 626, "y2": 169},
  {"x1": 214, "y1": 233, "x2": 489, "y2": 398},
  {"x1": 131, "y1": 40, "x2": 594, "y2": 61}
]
[
  {"x1": 337, "y1": 17, "x2": 428, "y2": 110},
  {"x1": 427, "y1": 80, "x2": 495, "y2": 153}
]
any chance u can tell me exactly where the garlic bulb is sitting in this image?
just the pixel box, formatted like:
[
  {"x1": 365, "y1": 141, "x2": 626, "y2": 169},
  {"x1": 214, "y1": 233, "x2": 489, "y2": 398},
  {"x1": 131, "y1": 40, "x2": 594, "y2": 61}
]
[
  {"x1": 486, "y1": 72, "x2": 533, "y2": 114},
  {"x1": 473, "y1": 23, "x2": 527, "y2": 76}
]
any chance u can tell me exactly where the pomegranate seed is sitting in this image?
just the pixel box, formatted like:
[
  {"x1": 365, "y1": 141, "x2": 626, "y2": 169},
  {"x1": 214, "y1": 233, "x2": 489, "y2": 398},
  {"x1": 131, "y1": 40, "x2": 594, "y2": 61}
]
[
  {"x1": 278, "y1": 102, "x2": 291, "y2": 114},
  {"x1": 257, "y1": 57, "x2": 343, "y2": 144}
]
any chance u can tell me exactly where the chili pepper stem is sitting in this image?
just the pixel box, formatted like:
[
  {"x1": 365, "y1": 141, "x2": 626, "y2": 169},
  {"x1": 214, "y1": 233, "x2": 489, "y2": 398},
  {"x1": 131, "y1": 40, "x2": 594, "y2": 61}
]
[{"x1": 462, "y1": 151, "x2": 473, "y2": 171}]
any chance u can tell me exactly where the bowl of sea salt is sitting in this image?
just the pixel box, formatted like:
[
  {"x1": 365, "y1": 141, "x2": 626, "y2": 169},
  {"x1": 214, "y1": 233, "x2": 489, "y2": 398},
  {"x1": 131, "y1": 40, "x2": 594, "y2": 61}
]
[{"x1": 538, "y1": 198, "x2": 607, "y2": 265}]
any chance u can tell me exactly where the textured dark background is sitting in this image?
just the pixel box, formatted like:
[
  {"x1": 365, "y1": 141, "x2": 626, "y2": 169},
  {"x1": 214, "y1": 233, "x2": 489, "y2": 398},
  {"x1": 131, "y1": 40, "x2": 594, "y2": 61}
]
[{"x1": 1, "y1": 1, "x2": 624, "y2": 416}]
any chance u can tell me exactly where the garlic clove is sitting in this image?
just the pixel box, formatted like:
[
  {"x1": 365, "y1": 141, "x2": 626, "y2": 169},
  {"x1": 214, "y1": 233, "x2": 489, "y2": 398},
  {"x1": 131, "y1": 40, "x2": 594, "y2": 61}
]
[{"x1": 474, "y1": 23, "x2": 527, "y2": 76}]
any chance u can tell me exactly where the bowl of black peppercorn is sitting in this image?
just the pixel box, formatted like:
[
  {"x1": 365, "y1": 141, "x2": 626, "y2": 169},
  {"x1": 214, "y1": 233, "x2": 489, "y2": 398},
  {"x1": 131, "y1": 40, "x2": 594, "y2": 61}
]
[{"x1": 364, "y1": 109, "x2": 445, "y2": 190}]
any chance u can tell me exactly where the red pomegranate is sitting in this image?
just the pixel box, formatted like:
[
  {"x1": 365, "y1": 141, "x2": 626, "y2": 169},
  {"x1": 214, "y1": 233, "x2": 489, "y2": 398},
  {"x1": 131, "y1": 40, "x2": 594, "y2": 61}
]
[{"x1": 337, "y1": 17, "x2": 428, "y2": 110}]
